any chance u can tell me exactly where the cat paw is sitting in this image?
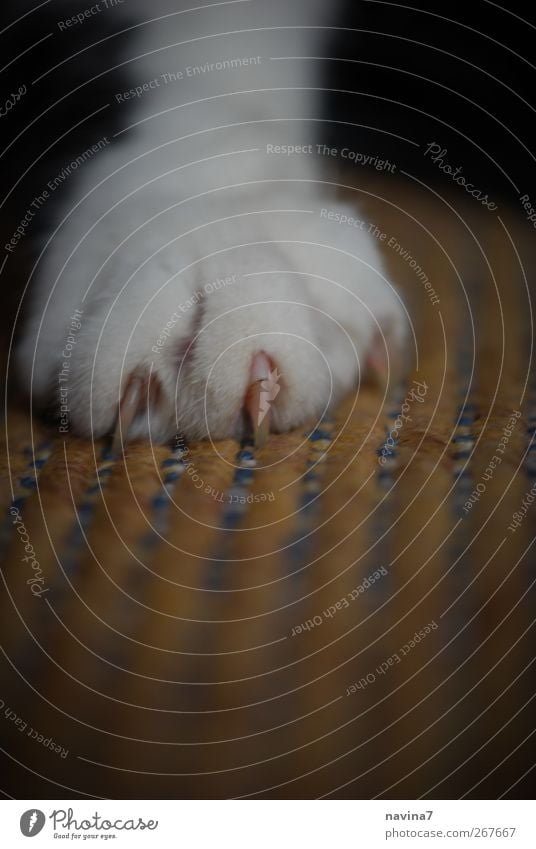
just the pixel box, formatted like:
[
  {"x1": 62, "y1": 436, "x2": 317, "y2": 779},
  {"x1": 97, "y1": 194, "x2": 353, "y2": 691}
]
[{"x1": 16, "y1": 198, "x2": 408, "y2": 446}]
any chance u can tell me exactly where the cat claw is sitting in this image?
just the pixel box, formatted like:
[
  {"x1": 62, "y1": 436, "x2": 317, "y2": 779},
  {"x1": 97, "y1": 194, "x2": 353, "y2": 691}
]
[
  {"x1": 110, "y1": 356, "x2": 280, "y2": 452},
  {"x1": 111, "y1": 375, "x2": 144, "y2": 455},
  {"x1": 244, "y1": 352, "x2": 278, "y2": 450},
  {"x1": 245, "y1": 379, "x2": 271, "y2": 449},
  {"x1": 111, "y1": 372, "x2": 163, "y2": 453}
]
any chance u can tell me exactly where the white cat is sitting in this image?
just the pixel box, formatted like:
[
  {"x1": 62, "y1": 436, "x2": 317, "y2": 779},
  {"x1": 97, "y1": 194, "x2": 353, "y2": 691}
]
[{"x1": 16, "y1": 0, "x2": 407, "y2": 444}]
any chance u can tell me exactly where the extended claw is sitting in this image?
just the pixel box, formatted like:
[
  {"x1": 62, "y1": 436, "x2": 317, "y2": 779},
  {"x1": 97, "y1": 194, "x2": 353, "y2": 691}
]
[
  {"x1": 244, "y1": 352, "x2": 280, "y2": 450},
  {"x1": 111, "y1": 375, "x2": 144, "y2": 455}
]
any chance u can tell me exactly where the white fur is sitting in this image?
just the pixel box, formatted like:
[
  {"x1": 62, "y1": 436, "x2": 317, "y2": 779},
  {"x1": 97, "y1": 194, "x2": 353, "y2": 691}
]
[{"x1": 16, "y1": 0, "x2": 407, "y2": 442}]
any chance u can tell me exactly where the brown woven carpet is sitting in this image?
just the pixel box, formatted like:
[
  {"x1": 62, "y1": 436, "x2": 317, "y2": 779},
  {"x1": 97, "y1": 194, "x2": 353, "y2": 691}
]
[{"x1": 1, "y1": 175, "x2": 535, "y2": 798}]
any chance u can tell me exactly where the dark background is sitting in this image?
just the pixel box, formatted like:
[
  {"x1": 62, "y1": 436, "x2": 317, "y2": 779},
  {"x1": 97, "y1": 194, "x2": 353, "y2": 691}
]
[
  {"x1": 324, "y1": 1, "x2": 536, "y2": 201},
  {"x1": 2, "y1": 1, "x2": 535, "y2": 232}
]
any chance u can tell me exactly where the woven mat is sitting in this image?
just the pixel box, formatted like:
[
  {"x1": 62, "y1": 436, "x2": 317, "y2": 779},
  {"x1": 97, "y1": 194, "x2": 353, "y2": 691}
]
[{"x1": 1, "y1": 176, "x2": 535, "y2": 798}]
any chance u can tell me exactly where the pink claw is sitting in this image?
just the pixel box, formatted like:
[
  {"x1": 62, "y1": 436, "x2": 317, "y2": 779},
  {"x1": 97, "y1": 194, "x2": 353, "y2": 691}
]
[
  {"x1": 111, "y1": 372, "x2": 162, "y2": 453},
  {"x1": 244, "y1": 352, "x2": 280, "y2": 449}
]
